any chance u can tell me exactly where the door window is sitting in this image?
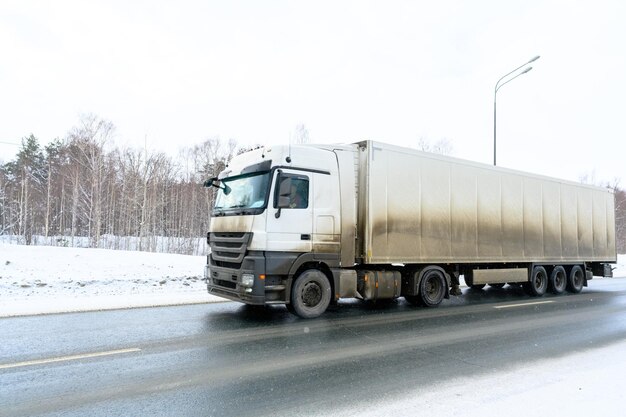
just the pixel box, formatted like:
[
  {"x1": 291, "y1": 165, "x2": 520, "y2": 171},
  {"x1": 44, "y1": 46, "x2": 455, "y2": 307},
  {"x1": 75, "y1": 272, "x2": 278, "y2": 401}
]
[{"x1": 275, "y1": 174, "x2": 309, "y2": 209}]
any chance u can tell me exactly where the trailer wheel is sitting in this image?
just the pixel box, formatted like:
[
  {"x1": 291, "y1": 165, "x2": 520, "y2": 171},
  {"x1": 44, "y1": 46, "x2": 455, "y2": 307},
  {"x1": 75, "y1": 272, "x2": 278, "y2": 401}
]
[
  {"x1": 419, "y1": 269, "x2": 446, "y2": 307},
  {"x1": 566, "y1": 265, "x2": 585, "y2": 293},
  {"x1": 524, "y1": 266, "x2": 548, "y2": 296},
  {"x1": 290, "y1": 269, "x2": 331, "y2": 319},
  {"x1": 489, "y1": 283, "x2": 505, "y2": 289},
  {"x1": 549, "y1": 266, "x2": 567, "y2": 294}
]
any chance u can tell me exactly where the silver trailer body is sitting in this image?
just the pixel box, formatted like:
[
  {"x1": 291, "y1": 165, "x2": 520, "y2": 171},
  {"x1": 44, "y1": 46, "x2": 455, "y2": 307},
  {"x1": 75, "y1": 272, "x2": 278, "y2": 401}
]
[{"x1": 356, "y1": 141, "x2": 616, "y2": 265}]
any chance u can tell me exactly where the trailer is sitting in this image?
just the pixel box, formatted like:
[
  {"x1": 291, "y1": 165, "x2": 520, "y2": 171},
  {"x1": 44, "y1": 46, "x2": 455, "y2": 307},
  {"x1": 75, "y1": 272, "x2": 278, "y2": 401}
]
[{"x1": 204, "y1": 141, "x2": 616, "y2": 318}]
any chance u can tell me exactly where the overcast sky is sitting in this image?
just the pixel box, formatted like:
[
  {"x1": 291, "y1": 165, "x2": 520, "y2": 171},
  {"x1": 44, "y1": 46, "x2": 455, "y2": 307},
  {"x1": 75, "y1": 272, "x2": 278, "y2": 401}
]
[{"x1": 1, "y1": 0, "x2": 625, "y2": 185}]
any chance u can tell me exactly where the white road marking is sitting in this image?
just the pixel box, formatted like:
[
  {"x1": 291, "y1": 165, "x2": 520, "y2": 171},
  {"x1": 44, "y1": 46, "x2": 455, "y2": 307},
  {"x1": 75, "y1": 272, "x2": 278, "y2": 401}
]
[
  {"x1": 0, "y1": 348, "x2": 141, "y2": 370},
  {"x1": 494, "y1": 300, "x2": 555, "y2": 309}
]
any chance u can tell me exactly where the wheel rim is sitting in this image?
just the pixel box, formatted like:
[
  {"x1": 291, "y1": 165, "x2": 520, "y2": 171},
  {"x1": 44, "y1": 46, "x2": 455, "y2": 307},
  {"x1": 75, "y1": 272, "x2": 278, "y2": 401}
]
[
  {"x1": 533, "y1": 269, "x2": 546, "y2": 291},
  {"x1": 424, "y1": 273, "x2": 444, "y2": 303},
  {"x1": 534, "y1": 273, "x2": 544, "y2": 288},
  {"x1": 555, "y1": 271, "x2": 565, "y2": 290},
  {"x1": 573, "y1": 270, "x2": 583, "y2": 288},
  {"x1": 301, "y1": 281, "x2": 323, "y2": 307}
]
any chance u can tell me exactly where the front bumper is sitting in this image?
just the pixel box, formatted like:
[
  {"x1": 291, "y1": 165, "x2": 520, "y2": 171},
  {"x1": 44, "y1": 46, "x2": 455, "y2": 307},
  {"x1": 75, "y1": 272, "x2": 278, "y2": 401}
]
[{"x1": 205, "y1": 252, "x2": 267, "y2": 305}]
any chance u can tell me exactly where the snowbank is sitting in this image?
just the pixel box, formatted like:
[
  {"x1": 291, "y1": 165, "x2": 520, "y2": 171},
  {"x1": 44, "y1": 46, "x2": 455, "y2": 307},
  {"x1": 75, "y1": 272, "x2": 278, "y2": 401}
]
[{"x1": 0, "y1": 244, "x2": 224, "y2": 317}]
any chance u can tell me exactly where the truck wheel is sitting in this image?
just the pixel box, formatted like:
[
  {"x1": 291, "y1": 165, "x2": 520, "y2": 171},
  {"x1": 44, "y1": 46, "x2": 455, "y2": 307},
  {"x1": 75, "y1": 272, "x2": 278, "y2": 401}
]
[
  {"x1": 419, "y1": 269, "x2": 446, "y2": 307},
  {"x1": 290, "y1": 269, "x2": 331, "y2": 319},
  {"x1": 524, "y1": 266, "x2": 547, "y2": 296},
  {"x1": 566, "y1": 265, "x2": 585, "y2": 293},
  {"x1": 549, "y1": 266, "x2": 567, "y2": 294}
]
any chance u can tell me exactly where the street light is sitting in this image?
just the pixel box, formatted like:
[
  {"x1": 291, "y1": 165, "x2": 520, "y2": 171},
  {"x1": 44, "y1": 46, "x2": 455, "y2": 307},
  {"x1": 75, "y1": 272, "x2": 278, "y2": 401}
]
[{"x1": 493, "y1": 55, "x2": 540, "y2": 166}]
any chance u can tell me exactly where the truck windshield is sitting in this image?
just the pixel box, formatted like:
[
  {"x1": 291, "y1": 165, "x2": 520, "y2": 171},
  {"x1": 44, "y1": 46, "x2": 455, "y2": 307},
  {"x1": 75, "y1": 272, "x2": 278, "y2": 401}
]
[{"x1": 213, "y1": 171, "x2": 271, "y2": 215}]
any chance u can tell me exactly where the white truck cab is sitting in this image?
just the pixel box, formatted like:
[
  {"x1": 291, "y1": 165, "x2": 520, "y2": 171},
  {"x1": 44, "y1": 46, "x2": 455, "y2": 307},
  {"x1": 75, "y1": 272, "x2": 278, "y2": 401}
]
[{"x1": 204, "y1": 143, "x2": 359, "y2": 318}]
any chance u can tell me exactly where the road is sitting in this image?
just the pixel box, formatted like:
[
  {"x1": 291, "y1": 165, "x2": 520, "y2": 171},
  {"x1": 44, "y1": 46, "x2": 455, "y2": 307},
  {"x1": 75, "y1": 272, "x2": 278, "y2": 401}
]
[{"x1": 1, "y1": 277, "x2": 626, "y2": 417}]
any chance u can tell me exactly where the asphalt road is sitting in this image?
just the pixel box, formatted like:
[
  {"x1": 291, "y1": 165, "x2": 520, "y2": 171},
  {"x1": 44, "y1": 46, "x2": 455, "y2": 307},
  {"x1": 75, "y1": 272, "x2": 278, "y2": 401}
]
[{"x1": 1, "y1": 277, "x2": 626, "y2": 417}]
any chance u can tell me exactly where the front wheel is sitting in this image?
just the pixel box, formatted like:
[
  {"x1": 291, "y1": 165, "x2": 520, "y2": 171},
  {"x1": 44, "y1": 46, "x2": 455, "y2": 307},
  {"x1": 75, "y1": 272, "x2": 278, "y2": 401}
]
[{"x1": 290, "y1": 269, "x2": 332, "y2": 319}]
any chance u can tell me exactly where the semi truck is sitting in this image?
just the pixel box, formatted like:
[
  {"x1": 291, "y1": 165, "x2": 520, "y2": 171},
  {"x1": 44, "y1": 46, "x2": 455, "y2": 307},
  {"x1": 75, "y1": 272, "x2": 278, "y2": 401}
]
[{"x1": 203, "y1": 141, "x2": 616, "y2": 318}]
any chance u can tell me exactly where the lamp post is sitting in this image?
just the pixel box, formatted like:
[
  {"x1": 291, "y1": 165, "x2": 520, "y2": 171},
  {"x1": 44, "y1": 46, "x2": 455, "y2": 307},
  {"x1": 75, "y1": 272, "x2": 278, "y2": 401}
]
[{"x1": 493, "y1": 55, "x2": 540, "y2": 166}]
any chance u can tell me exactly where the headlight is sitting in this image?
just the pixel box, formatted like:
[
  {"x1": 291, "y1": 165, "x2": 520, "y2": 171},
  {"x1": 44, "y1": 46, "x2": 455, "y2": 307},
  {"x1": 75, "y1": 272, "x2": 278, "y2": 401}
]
[{"x1": 241, "y1": 273, "x2": 254, "y2": 288}]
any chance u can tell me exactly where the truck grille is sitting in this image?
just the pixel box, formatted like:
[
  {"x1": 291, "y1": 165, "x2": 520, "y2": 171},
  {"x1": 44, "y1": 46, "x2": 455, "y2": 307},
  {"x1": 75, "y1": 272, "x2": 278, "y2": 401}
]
[{"x1": 208, "y1": 232, "x2": 252, "y2": 269}]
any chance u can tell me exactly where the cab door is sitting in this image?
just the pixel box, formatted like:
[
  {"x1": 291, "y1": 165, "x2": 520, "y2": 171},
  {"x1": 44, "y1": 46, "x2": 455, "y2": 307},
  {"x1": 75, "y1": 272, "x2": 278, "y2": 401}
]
[{"x1": 265, "y1": 170, "x2": 313, "y2": 252}]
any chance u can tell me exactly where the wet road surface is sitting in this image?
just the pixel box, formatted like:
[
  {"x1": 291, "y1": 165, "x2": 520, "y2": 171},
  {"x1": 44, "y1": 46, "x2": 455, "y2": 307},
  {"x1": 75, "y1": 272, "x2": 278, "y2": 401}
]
[{"x1": 2, "y1": 277, "x2": 626, "y2": 416}]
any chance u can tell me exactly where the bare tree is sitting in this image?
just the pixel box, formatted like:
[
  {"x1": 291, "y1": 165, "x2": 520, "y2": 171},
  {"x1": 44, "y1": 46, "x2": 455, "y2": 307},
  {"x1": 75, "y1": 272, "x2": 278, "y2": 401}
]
[{"x1": 66, "y1": 114, "x2": 115, "y2": 247}]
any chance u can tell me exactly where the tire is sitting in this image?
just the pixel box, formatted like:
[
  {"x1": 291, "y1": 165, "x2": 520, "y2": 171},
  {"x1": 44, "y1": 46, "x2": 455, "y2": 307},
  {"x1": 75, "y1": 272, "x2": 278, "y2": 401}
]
[
  {"x1": 549, "y1": 266, "x2": 567, "y2": 294},
  {"x1": 566, "y1": 265, "x2": 585, "y2": 293},
  {"x1": 524, "y1": 266, "x2": 548, "y2": 296},
  {"x1": 290, "y1": 269, "x2": 332, "y2": 319},
  {"x1": 419, "y1": 269, "x2": 446, "y2": 307},
  {"x1": 489, "y1": 283, "x2": 505, "y2": 289}
]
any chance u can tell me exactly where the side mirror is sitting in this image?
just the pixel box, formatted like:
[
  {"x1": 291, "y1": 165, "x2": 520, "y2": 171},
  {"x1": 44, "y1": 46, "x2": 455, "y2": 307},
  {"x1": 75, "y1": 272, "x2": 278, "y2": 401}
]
[
  {"x1": 204, "y1": 177, "x2": 231, "y2": 195},
  {"x1": 203, "y1": 177, "x2": 217, "y2": 188}
]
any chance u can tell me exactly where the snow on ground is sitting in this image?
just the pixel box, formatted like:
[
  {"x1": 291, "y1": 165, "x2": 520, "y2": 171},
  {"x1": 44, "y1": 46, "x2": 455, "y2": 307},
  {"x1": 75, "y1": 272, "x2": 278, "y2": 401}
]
[{"x1": 0, "y1": 244, "x2": 224, "y2": 317}]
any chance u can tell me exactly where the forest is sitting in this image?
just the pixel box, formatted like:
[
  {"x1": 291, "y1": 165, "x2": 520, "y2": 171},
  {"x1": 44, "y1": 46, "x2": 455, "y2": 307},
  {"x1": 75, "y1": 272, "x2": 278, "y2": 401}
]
[
  {"x1": 0, "y1": 115, "x2": 238, "y2": 255},
  {"x1": 1, "y1": 115, "x2": 625, "y2": 255}
]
